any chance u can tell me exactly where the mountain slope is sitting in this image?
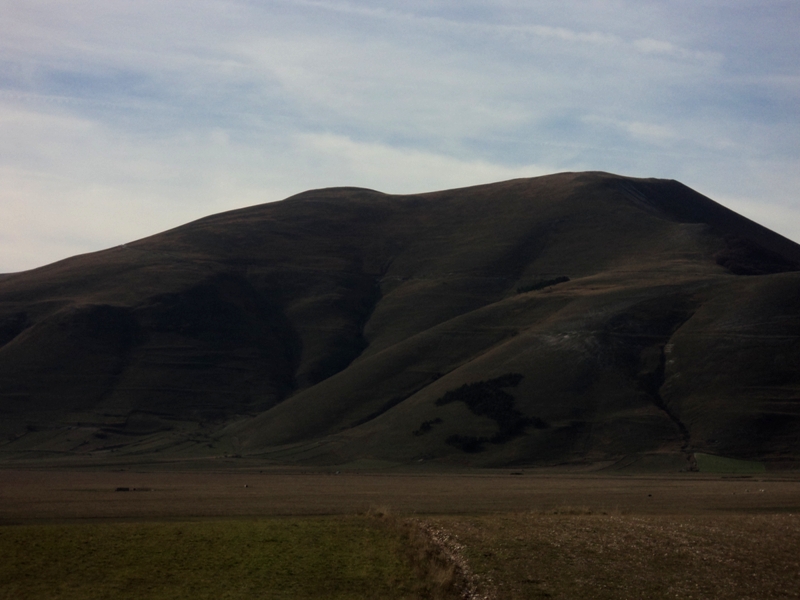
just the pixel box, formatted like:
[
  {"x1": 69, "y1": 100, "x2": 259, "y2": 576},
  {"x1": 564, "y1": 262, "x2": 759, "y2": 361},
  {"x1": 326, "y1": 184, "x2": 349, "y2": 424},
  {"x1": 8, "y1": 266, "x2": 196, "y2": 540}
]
[{"x1": 1, "y1": 172, "x2": 799, "y2": 468}]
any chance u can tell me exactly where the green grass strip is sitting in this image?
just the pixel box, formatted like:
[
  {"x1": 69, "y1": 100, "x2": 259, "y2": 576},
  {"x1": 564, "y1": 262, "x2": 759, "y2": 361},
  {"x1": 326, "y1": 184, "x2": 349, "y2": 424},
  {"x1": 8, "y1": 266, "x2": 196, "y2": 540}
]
[
  {"x1": 0, "y1": 516, "x2": 425, "y2": 600},
  {"x1": 694, "y1": 453, "x2": 766, "y2": 474}
]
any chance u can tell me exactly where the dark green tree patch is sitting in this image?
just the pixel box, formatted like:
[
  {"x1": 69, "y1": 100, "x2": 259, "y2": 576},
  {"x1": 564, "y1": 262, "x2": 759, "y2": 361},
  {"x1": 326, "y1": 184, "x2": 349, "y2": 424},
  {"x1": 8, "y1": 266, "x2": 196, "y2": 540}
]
[
  {"x1": 0, "y1": 311, "x2": 30, "y2": 347},
  {"x1": 517, "y1": 276, "x2": 570, "y2": 294},
  {"x1": 444, "y1": 434, "x2": 485, "y2": 453},
  {"x1": 435, "y1": 373, "x2": 546, "y2": 452},
  {"x1": 412, "y1": 418, "x2": 443, "y2": 436},
  {"x1": 529, "y1": 416, "x2": 549, "y2": 430}
]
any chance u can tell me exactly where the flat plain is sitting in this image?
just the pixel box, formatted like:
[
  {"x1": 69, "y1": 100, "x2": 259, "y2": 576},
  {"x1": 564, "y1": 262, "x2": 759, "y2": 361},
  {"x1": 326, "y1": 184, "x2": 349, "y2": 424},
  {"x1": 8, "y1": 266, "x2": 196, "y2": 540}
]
[
  {"x1": 1, "y1": 469, "x2": 799, "y2": 599},
  {"x1": 2, "y1": 469, "x2": 800, "y2": 520}
]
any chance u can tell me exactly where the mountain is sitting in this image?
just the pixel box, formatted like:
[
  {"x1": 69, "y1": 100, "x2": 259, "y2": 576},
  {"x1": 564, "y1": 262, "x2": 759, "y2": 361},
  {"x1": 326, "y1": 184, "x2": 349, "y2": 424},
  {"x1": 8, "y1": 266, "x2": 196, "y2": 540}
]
[{"x1": 1, "y1": 172, "x2": 799, "y2": 469}]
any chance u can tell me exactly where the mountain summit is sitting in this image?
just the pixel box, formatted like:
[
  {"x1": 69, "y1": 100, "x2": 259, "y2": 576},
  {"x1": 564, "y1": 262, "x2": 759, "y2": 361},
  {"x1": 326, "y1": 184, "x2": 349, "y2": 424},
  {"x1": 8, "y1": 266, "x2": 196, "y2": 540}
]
[{"x1": 1, "y1": 172, "x2": 799, "y2": 469}]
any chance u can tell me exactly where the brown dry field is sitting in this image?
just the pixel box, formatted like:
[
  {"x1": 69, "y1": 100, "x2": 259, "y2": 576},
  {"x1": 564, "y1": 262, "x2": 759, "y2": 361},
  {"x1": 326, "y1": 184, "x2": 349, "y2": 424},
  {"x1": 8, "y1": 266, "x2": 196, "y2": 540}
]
[
  {"x1": 2, "y1": 469, "x2": 800, "y2": 599},
  {"x1": 1, "y1": 469, "x2": 800, "y2": 522},
  {"x1": 432, "y1": 512, "x2": 800, "y2": 599}
]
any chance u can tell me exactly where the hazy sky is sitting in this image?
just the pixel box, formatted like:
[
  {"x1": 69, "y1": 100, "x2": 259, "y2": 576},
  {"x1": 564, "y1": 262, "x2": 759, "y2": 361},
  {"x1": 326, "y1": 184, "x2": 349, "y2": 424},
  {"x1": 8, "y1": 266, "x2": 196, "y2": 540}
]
[{"x1": 1, "y1": 0, "x2": 799, "y2": 272}]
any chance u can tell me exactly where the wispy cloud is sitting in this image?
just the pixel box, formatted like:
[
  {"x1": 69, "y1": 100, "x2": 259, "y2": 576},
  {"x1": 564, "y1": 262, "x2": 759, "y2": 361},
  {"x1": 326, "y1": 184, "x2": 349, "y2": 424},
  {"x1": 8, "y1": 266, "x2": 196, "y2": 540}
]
[
  {"x1": 0, "y1": 0, "x2": 798, "y2": 271},
  {"x1": 292, "y1": 132, "x2": 553, "y2": 192}
]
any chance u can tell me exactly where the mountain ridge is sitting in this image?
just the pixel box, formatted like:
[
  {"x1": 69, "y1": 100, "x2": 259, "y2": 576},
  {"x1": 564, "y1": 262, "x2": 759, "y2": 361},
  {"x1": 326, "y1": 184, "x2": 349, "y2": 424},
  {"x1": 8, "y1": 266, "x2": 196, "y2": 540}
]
[{"x1": 1, "y1": 171, "x2": 799, "y2": 469}]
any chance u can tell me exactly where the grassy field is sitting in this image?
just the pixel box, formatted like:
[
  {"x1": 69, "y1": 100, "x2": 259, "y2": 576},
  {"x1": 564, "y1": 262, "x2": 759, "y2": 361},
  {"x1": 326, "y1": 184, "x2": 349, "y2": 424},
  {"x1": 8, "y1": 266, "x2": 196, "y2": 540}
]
[
  {"x1": 0, "y1": 517, "x2": 450, "y2": 600},
  {"x1": 2, "y1": 469, "x2": 800, "y2": 599}
]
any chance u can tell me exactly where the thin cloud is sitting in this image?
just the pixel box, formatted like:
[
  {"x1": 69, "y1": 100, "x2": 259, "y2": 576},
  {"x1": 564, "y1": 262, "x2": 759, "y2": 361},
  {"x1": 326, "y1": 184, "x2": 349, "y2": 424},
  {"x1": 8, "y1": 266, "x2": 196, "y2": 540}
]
[
  {"x1": 0, "y1": 0, "x2": 798, "y2": 271},
  {"x1": 633, "y1": 38, "x2": 722, "y2": 63},
  {"x1": 293, "y1": 132, "x2": 553, "y2": 193},
  {"x1": 289, "y1": 0, "x2": 721, "y2": 68}
]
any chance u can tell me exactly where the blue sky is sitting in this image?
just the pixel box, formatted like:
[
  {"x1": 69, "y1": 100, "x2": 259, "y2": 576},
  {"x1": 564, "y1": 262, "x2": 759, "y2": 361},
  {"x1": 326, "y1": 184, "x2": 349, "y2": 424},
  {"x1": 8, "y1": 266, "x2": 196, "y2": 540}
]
[{"x1": 1, "y1": 0, "x2": 799, "y2": 272}]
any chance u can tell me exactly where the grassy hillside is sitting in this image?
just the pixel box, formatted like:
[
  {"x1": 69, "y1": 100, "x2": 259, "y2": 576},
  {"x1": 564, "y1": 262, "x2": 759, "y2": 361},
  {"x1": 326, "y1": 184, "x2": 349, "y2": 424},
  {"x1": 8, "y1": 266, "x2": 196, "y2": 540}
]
[{"x1": 0, "y1": 172, "x2": 798, "y2": 468}]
